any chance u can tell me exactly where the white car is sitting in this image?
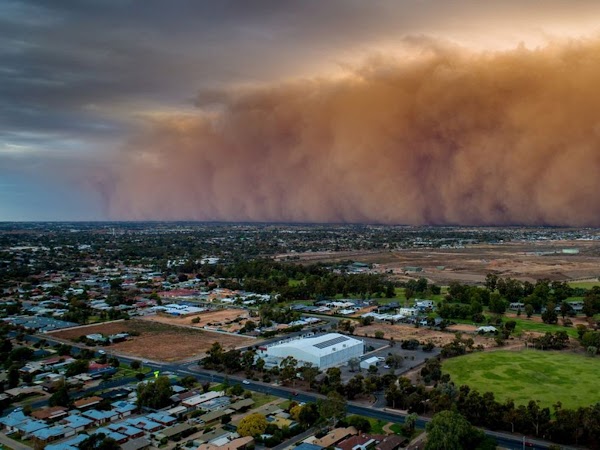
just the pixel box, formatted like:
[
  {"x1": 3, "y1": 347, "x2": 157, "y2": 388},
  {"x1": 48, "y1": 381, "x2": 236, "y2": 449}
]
[
  {"x1": 242, "y1": 380, "x2": 250, "y2": 385},
  {"x1": 383, "y1": 365, "x2": 390, "y2": 369}
]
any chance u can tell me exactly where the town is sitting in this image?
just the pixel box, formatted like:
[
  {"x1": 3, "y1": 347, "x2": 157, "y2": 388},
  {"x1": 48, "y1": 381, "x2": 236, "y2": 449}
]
[{"x1": 1, "y1": 223, "x2": 600, "y2": 450}]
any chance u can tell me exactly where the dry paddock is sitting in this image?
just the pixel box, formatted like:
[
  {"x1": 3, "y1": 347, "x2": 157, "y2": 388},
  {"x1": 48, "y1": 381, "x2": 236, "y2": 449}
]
[{"x1": 47, "y1": 319, "x2": 255, "y2": 362}]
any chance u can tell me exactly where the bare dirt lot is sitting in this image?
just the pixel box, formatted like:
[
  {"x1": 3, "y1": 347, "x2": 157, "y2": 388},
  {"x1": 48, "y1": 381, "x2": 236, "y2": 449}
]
[
  {"x1": 142, "y1": 309, "x2": 252, "y2": 333},
  {"x1": 359, "y1": 322, "x2": 497, "y2": 348},
  {"x1": 284, "y1": 240, "x2": 600, "y2": 284},
  {"x1": 48, "y1": 319, "x2": 255, "y2": 362}
]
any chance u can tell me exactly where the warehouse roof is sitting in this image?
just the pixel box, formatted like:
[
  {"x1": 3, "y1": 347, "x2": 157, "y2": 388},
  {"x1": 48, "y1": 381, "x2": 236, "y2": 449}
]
[{"x1": 268, "y1": 333, "x2": 362, "y2": 357}]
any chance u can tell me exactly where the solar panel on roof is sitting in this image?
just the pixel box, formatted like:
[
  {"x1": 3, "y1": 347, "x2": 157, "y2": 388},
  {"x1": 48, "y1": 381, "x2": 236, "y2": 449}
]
[{"x1": 313, "y1": 335, "x2": 349, "y2": 349}]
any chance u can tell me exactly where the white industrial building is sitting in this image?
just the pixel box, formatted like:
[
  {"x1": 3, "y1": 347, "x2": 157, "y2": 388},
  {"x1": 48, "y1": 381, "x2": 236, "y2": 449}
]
[{"x1": 258, "y1": 333, "x2": 364, "y2": 369}]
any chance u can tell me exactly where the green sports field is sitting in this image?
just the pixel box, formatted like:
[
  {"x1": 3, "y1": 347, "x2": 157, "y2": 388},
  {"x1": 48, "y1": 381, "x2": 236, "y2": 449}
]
[{"x1": 442, "y1": 350, "x2": 600, "y2": 409}]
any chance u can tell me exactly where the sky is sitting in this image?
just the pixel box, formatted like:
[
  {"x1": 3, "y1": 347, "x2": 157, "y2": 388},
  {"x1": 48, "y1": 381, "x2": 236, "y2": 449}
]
[{"x1": 2, "y1": 0, "x2": 600, "y2": 224}]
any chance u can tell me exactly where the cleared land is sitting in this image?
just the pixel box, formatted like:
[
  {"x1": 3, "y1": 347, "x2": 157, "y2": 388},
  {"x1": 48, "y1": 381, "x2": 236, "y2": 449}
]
[
  {"x1": 442, "y1": 350, "x2": 600, "y2": 409},
  {"x1": 283, "y1": 240, "x2": 600, "y2": 284},
  {"x1": 48, "y1": 319, "x2": 254, "y2": 362},
  {"x1": 359, "y1": 322, "x2": 497, "y2": 348},
  {"x1": 142, "y1": 309, "x2": 252, "y2": 333}
]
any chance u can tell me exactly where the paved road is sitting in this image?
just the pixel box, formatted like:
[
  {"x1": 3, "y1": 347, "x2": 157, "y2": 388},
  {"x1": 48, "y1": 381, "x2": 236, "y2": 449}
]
[{"x1": 7, "y1": 334, "x2": 576, "y2": 450}]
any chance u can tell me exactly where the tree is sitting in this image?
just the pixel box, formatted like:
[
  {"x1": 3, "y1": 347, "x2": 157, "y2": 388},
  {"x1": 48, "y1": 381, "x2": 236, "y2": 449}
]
[
  {"x1": 488, "y1": 293, "x2": 507, "y2": 315},
  {"x1": 298, "y1": 402, "x2": 320, "y2": 427},
  {"x1": 66, "y1": 359, "x2": 89, "y2": 377},
  {"x1": 504, "y1": 320, "x2": 517, "y2": 335},
  {"x1": 425, "y1": 410, "x2": 488, "y2": 450},
  {"x1": 290, "y1": 404, "x2": 303, "y2": 421},
  {"x1": 181, "y1": 375, "x2": 197, "y2": 389},
  {"x1": 301, "y1": 363, "x2": 320, "y2": 388},
  {"x1": 542, "y1": 303, "x2": 558, "y2": 324},
  {"x1": 325, "y1": 367, "x2": 342, "y2": 387},
  {"x1": 560, "y1": 301, "x2": 574, "y2": 319},
  {"x1": 347, "y1": 415, "x2": 371, "y2": 432},
  {"x1": 130, "y1": 360, "x2": 141, "y2": 370},
  {"x1": 348, "y1": 357, "x2": 360, "y2": 372},
  {"x1": 204, "y1": 342, "x2": 224, "y2": 368},
  {"x1": 485, "y1": 274, "x2": 498, "y2": 291},
  {"x1": 374, "y1": 330, "x2": 385, "y2": 339},
  {"x1": 230, "y1": 383, "x2": 244, "y2": 396},
  {"x1": 237, "y1": 413, "x2": 268, "y2": 437},
  {"x1": 318, "y1": 391, "x2": 347, "y2": 425},
  {"x1": 526, "y1": 400, "x2": 551, "y2": 437},
  {"x1": 136, "y1": 376, "x2": 173, "y2": 409},
  {"x1": 385, "y1": 354, "x2": 404, "y2": 370},
  {"x1": 525, "y1": 304, "x2": 534, "y2": 318},
  {"x1": 279, "y1": 356, "x2": 298, "y2": 385},
  {"x1": 7, "y1": 366, "x2": 20, "y2": 388},
  {"x1": 345, "y1": 375, "x2": 364, "y2": 400},
  {"x1": 404, "y1": 412, "x2": 418, "y2": 436},
  {"x1": 360, "y1": 316, "x2": 374, "y2": 326},
  {"x1": 49, "y1": 382, "x2": 71, "y2": 407}
]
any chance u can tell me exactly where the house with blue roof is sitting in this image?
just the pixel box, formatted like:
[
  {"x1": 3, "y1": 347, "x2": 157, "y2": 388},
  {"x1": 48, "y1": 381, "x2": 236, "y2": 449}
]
[
  {"x1": 145, "y1": 412, "x2": 177, "y2": 426},
  {"x1": 107, "y1": 422, "x2": 145, "y2": 439},
  {"x1": 125, "y1": 416, "x2": 162, "y2": 432},
  {"x1": 82, "y1": 409, "x2": 118, "y2": 425},
  {"x1": 61, "y1": 414, "x2": 94, "y2": 432},
  {"x1": 45, "y1": 433, "x2": 89, "y2": 450},
  {"x1": 93, "y1": 427, "x2": 128, "y2": 444},
  {"x1": 31, "y1": 424, "x2": 76, "y2": 444},
  {"x1": 13, "y1": 417, "x2": 49, "y2": 438},
  {"x1": 112, "y1": 400, "x2": 137, "y2": 418},
  {"x1": 0, "y1": 409, "x2": 27, "y2": 432}
]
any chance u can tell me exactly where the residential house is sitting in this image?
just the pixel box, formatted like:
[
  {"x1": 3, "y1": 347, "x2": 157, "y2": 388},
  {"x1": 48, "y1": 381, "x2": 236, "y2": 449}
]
[
  {"x1": 60, "y1": 414, "x2": 94, "y2": 432},
  {"x1": 375, "y1": 435, "x2": 407, "y2": 450},
  {"x1": 112, "y1": 400, "x2": 137, "y2": 418},
  {"x1": 92, "y1": 427, "x2": 128, "y2": 444},
  {"x1": 31, "y1": 406, "x2": 68, "y2": 422},
  {"x1": 82, "y1": 409, "x2": 118, "y2": 425},
  {"x1": 45, "y1": 433, "x2": 88, "y2": 450},
  {"x1": 74, "y1": 396, "x2": 102, "y2": 410},
  {"x1": 196, "y1": 436, "x2": 254, "y2": 450},
  {"x1": 121, "y1": 436, "x2": 152, "y2": 450},
  {"x1": 125, "y1": 416, "x2": 162, "y2": 433},
  {"x1": 145, "y1": 412, "x2": 177, "y2": 426},
  {"x1": 31, "y1": 424, "x2": 76, "y2": 444},
  {"x1": 311, "y1": 427, "x2": 358, "y2": 448}
]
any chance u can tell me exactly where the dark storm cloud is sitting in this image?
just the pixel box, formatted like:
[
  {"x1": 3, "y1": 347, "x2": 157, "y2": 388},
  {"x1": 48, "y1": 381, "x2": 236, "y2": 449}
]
[
  {"x1": 3, "y1": 0, "x2": 600, "y2": 144},
  {"x1": 2, "y1": 0, "x2": 600, "y2": 221}
]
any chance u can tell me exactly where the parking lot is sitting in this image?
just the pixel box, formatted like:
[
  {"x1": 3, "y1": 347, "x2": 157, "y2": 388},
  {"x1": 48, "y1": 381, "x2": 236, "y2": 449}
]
[{"x1": 338, "y1": 335, "x2": 441, "y2": 382}]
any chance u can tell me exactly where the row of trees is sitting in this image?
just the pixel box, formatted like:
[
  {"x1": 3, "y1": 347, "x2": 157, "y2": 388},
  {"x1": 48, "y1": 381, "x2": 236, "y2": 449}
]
[
  {"x1": 203, "y1": 259, "x2": 394, "y2": 300},
  {"x1": 447, "y1": 277, "x2": 577, "y2": 314},
  {"x1": 378, "y1": 357, "x2": 600, "y2": 447}
]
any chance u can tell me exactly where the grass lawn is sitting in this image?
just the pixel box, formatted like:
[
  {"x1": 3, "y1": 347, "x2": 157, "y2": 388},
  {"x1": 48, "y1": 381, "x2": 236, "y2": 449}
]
[
  {"x1": 455, "y1": 315, "x2": 578, "y2": 338},
  {"x1": 568, "y1": 281, "x2": 600, "y2": 289},
  {"x1": 443, "y1": 350, "x2": 600, "y2": 409},
  {"x1": 251, "y1": 392, "x2": 278, "y2": 408},
  {"x1": 365, "y1": 417, "x2": 388, "y2": 434},
  {"x1": 114, "y1": 364, "x2": 151, "y2": 379},
  {"x1": 509, "y1": 317, "x2": 579, "y2": 338}
]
